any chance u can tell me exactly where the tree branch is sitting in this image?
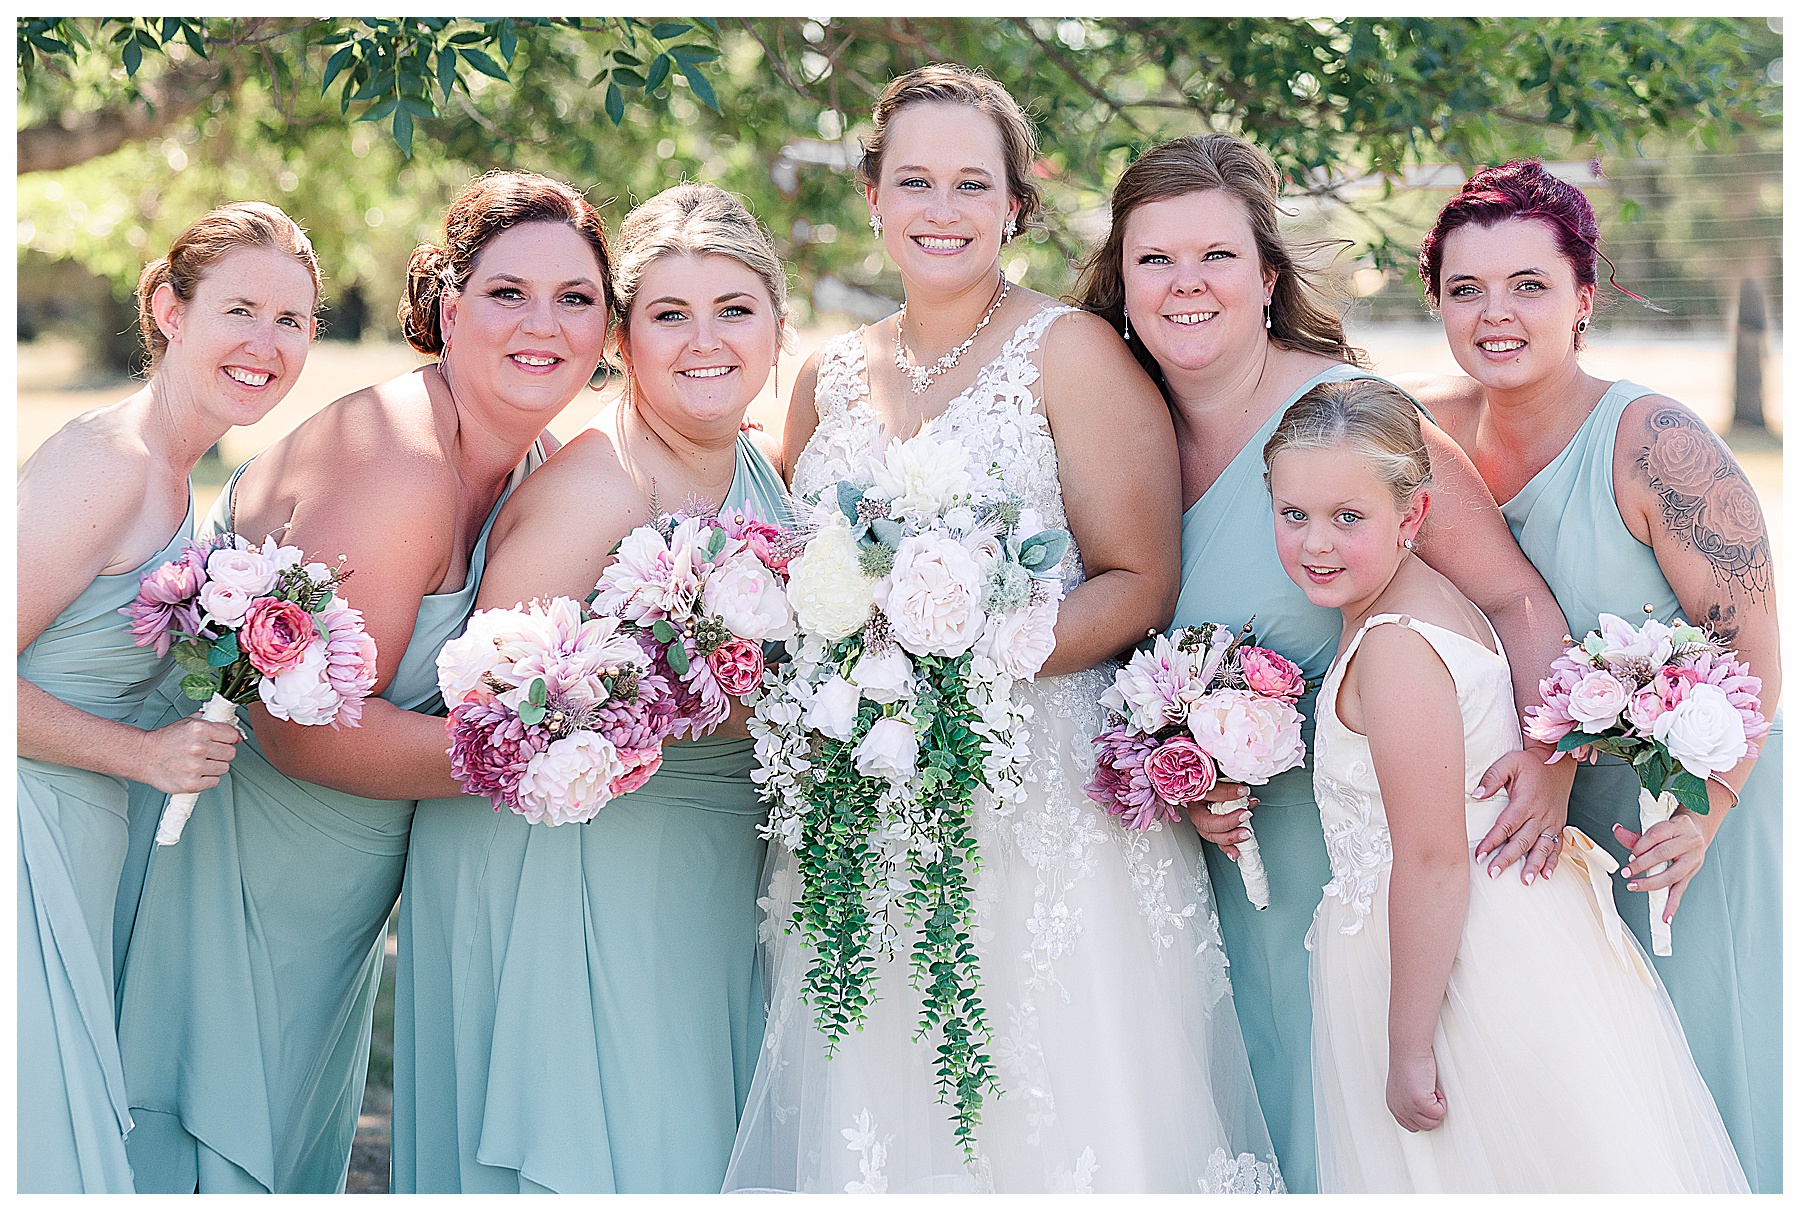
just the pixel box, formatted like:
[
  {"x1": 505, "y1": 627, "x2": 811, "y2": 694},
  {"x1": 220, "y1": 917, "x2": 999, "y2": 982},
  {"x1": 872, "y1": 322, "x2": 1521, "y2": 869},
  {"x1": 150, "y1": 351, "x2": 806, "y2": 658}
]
[{"x1": 18, "y1": 52, "x2": 228, "y2": 174}]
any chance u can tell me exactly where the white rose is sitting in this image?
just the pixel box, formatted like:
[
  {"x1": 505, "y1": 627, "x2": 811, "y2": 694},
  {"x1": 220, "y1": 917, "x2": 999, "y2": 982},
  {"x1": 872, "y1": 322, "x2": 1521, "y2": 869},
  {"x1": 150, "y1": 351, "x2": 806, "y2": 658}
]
[
  {"x1": 1569, "y1": 670, "x2": 1631, "y2": 731},
  {"x1": 875, "y1": 533, "x2": 987, "y2": 657},
  {"x1": 206, "y1": 546, "x2": 281, "y2": 598},
  {"x1": 943, "y1": 505, "x2": 977, "y2": 534},
  {"x1": 198, "y1": 580, "x2": 257, "y2": 628},
  {"x1": 868, "y1": 434, "x2": 974, "y2": 522},
  {"x1": 1186, "y1": 688, "x2": 1306, "y2": 784},
  {"x1": 804, "y1": 675, "x2": 863, "y2": 741},
  {"x1": 514, "y1": 732, "x2": 626, "y2": 826},
  {"x1": 853, "y1": 716, "x2": 919, "y2": 783},
  {"x1": 960, "y1": 528, "x2": 1004, "y2": 570},
  {"x1": 302, "y1": 561, "x2": 332, "y2": 582},
  {"x1": 849, "y1": 646, "x2": 914, "y2": 704},
  {"x1": 702, "y1": 553, "x2": 796, "y2": 642},
  {"x1": 1653, "y1": 682, "x2": 1749, "y2": 780},
  {"x1": 786, "y1": 524, "x2": 876, "y2": 641},
  {"x1": 975, "y1": 601, "x2": 1060, "y2": 680},
  {"x1": 258, "y1": 642, "x2": 342, "y2": 725},
  {"x1": 254, "y1": 536, "x2": 304, "y2": 573}
]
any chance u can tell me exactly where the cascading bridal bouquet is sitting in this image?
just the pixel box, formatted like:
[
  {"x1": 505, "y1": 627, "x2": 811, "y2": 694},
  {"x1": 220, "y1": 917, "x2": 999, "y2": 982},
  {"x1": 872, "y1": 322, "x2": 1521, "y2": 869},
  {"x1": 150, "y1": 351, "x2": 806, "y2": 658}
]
[
  {"x1": 1086, "y1": 620, "x2": 1306, "y2": 910},
  {"x1": 438, "y1": 506, "x2": 796, "y2": 825},
  {"x1": 749, "y1": 431, "x2": 1069, "y2": 1155},
  {"x1": 121, "y1": 533, "x2": 378, "y2": 845},
  {"x1": 1524, "y1": 612, "x2": 1769, "y2": 956}
]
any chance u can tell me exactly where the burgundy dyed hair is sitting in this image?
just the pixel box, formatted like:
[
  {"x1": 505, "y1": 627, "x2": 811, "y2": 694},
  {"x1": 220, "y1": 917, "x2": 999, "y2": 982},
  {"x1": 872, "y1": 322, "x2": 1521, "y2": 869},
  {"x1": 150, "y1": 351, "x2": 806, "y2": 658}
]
[{"x1": 1417, "y1": 160, "x2": 1598, "y2": 301}]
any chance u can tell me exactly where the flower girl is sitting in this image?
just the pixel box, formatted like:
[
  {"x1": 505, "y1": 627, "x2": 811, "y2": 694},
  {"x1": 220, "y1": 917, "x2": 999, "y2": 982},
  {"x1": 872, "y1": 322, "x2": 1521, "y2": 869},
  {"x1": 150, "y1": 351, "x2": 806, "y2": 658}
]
[{"x1": 1264, "y1": 377, "x2": 1746, "y2": 1193}]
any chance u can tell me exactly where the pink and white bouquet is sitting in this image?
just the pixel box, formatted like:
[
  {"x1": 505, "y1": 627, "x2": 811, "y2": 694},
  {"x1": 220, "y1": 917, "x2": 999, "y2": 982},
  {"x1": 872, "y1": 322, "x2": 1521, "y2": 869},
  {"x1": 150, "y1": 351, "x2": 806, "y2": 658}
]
[
  {"x1": 1088, "y1": 620, "x2": 1307, "y2": 910},
  {"x1": 1525, "y1": 612, "x2": 1769, "y2": 954},
  {"x1": 749, "y1": 431, "x2": 1070, "y2": 1150},
  {"x1": 590, "y1": 503, "x2": 796, "y2": 738},
  {"x1": 122, "y1": 532, "x2": 378, "y2": 844},
  {"x1": 438, "y1": 505, "x2": 796, "y2": 827}
]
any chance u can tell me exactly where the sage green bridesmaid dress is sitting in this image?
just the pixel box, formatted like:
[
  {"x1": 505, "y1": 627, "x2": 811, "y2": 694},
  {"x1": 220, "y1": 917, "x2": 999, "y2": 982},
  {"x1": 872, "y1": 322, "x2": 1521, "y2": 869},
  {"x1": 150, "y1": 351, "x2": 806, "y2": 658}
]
[
  {"x1": 17, "y1": 500, "x2": 191, "y2": 1193},
  {"x1": 1171, "y1": 363, "x2": 1377, "y2": 1194},
  {"x1": 390, "y1": 433, "x2": 789, "y2": 1193},
  {"x1": 112, "y1": 447, "x2": 542, "y2": 1193},
  {"x1": 1502, "y1": 380, "x2": 1782, "y2": 1193}
]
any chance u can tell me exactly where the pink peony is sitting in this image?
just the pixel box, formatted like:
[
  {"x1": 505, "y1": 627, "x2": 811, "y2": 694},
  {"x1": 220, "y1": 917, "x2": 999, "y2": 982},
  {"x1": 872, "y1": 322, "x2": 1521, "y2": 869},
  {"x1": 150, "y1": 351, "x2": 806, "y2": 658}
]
[
  {"x1": 121, "y1": 544, "x2": 212, "y2": 656},
  {"x1": 1186, "y1": 688, "x2": 1306, "y2": 784},
  {"x1": 1239, "y1": 646, "x2": 1305, "y2": 701},
  {"x1": 608, "y1": 747, "x2": 665, "y2": 796},
  {"x1": 1654, "y1": 665, "x2": 1701, "y2": 712},
  {"x1": 319, "y1": 601, "x2": 378, "y2": 728},
  {"x1": 447, "y1": 699, "x2": 550, "y2": 810},
  {"x1": 1143, "y1": 736, "x2": 1218, "y2": 805},
  {"x1": 708, "y1": 638, "x2": 766, "y2": 696},
  {"x1": 240, "y1": 597, "x2": 317, "y2": 675},
  {"x1": 1086, "y1": 728, "x2": 1180, "y2": 830},
  {"x1": 1524, "y1": 656, "x2": 1585, "y2": 749}
]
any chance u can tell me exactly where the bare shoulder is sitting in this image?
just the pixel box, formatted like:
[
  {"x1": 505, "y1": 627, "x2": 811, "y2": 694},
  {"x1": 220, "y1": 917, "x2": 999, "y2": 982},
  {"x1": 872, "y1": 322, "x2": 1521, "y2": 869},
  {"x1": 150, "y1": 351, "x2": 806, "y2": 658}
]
[
  {"x1": 19, "y1": 403, "x2": 159, "y2": 554},
  {"x1": 1040, "y1": 305, "x2": 1130, "y2": 364},
  {"x1": 1614, "y1": 389, "x2": 1751, "y2": 505},
  {"x1": 745, "y1": 423, "x2": 784, "y2": 469},
  {"x1": 1396, "y1": 372, "x2": 1483, "y2": 445},
  {"x1": 489, "y1": 425, "x2": 645, "y2": 554}
]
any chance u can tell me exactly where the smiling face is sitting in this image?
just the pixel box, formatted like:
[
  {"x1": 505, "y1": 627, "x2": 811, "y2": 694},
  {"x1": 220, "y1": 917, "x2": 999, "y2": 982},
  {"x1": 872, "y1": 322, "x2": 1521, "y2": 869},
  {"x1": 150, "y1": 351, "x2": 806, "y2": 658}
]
[
  {"x1": 1435, "y1": 216, "x2": 1594, "y2": 393},
  {"x1": 866, "y1": 100, "x2": 1019, "y2": 295},
  {"x1": 619, "y1": 252, "x2": 780, "y2": 430},
  {"x1": 155, "y1": 244, "x2": 317, "y2": 426},
  {"x1": 1269, "y1": 442, "x2": 1426, "y2": 617},
  {"x1": 438, "y1": 220, "x2": 611, "y2": 417},
  {"x1": 1119, "y1": 188, "x2": 1279, "y2": 382}
]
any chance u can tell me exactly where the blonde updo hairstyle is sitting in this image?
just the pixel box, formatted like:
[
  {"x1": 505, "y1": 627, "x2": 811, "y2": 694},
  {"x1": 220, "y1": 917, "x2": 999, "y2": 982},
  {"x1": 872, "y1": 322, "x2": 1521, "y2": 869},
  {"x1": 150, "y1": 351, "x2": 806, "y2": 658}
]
[
  {"x1": 136, "y1": 200, "x2": 321, "y2": 371},
  {"x1": 611, "y1": 182, "x2": 793, "y2": 352},
  {"x1": 857, "y1": 63, "x2": 1042, "y2": 235},
  {"x1": 399, "y1": 170, "x2": 612, "y2": 356},
  {"x1": 1263, "y1": 377, "x2": 1432, "y2": 516}
]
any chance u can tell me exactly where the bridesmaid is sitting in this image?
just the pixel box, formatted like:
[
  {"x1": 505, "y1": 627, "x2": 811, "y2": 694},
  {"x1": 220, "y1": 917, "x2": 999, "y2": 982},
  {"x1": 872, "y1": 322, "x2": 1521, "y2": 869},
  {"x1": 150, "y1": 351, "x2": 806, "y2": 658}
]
[
  {"x1": 17, "y1": 201, "x2": 317, "y2": 1193},
  {"x1": 390, "y1": 182, "x2": 791, "y2": 1193},
  {"x1": 1409, "y1": 159, "x2": 1782, "y2": 1192},
  {"x1": 1075, "y1": 133, "x2": 1576, "y2": 1192},
  {"x1": 112, "y1": 171, "x2": 612, "y2": 1192}
]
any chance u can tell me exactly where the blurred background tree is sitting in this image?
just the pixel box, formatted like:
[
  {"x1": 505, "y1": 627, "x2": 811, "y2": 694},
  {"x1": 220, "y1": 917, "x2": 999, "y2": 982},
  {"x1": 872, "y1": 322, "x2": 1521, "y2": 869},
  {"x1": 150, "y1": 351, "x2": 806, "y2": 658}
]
[{"x1": 16, "y1": 16, "x2": 1781, "y2": 424}]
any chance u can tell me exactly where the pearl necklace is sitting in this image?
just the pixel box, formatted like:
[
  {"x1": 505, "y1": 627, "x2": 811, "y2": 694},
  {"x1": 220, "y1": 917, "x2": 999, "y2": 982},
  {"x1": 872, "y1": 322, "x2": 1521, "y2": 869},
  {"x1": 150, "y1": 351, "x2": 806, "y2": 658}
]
[{"x1": 893, "y1": 275, "x2": 1011, "y2": 394}]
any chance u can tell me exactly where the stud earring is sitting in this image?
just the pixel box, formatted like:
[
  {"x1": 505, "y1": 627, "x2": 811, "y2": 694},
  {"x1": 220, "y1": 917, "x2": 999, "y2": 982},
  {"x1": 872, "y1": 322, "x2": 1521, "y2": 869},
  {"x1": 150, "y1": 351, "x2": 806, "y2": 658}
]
[
  {"x1": 1122, "y1": 308, "x2": 1130, "y2": 342},
  {"x1": 1403, "y1": 537, "x2": 1416, "y2": 551},
  {"x1": 1003, "y1": 216, "x2": 1018, "y2": 242},
  {"x1": 1576, "y1": 316, "x2": 1590, "y2": 334},
  {"x1": 870, "y1": 213, "x2": 882, "y2": 236}
]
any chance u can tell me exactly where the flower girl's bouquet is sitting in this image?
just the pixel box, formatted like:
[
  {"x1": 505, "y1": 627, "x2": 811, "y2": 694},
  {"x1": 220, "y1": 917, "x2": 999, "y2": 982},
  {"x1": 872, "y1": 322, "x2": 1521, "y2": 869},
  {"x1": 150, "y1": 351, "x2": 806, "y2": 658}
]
[
  {"x1": 438, "y1": 506, "x2": 796, "y2": 826},
  {"x1": 1087, "y1": 621, "x2": 1306, "y2": 910},
  {"x1": 122, "y1": 533, "x2": 378, "y2": 845},
  {"x1": 750, "y1": 432, "x2": 1068, "y2": 1153},
  {"x1": 1525, "y1": 612, "x2": 1769, "y2": 955}
]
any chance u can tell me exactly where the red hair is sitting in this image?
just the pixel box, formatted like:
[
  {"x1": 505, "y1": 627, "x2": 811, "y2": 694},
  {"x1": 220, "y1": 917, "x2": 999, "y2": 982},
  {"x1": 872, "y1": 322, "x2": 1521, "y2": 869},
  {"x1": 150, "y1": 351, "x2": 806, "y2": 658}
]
[{"x1": 1418, "y1": 160, "x2": 1600, "y2": 301}]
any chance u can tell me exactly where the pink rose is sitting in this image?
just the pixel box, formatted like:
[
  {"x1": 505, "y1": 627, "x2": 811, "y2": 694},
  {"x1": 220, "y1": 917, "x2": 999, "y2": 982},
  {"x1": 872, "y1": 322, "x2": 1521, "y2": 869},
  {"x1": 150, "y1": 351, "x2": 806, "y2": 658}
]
[
  {"x1": 240, "y1": 597, "x2": 317, "y2": 675},
  {"x1": 707, "y1": 638, "x2": 766, "y2": 696},
  {"x1": 1143, "y1": 737, "x2": 1218, "y2": 805},
  {"x1": 1655, "y1": 665, "x2": 1700, "y2": 711},
  {"x1": 1567, "y1": 669, "x2": 1630, "y2": 731},
  {"x1": 1625, "y1": 688, "x2": 1666, "y2": 733},
  {"x1": 608, "y1": 746, "x2": 664, "y2": 796},
  {"x1": 1239, "y1": 646, "x2": 1305, "y2": 701},
  {"x1": 738, "y1": 519, "x2": 790, "y2": 575}
]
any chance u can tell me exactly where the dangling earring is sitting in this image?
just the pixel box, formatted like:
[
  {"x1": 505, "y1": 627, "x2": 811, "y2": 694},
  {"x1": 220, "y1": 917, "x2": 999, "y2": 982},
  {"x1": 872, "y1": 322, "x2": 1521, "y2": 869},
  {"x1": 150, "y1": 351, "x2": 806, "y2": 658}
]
[
  {"x1": 1003, "y1": 215, "x2": 1018, "y2": 242},
  {"x1": 773, "y1": 354, "x2": 780, "y2": 400},
  {"x1": 869, "y1": 212, "x2": 882, "y2": 236},
  {"x1": 1264, "y1": 302, "x2": 1273, "y2": 330},
  {"x1": 1576, "y1": 316, "x2": 1590, "y2": 334},
  {"x1": 1121, "y1": 308, "x2": 1130, "y2": 342}
]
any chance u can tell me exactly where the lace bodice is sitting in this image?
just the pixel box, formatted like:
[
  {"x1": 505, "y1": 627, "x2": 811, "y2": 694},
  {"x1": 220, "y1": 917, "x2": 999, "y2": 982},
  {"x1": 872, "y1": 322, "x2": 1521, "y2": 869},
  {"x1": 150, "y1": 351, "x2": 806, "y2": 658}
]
[
  {"x1": 793, "y1": 305, "x2": 1086, "y2": 597},
  {"x1": 1310, "y1": 612, "x2": 1523, "y2": 937}
]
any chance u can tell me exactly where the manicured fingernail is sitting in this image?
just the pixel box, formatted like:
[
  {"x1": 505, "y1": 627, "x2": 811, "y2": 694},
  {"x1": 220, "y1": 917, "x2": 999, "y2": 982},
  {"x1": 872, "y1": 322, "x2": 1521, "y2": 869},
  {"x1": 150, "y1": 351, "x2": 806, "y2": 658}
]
[
  {"x1": 1627, "y1": 882, "x2": 1639, "y2": 891},
  {"x1": 1620, "y1": 866, "x2": 1631, "y2": 878},
  {"x1": 1488, "y1": 866, "x2": 1500, "y2": 879},
  {"x1": 1523, "y1": 872, "x2": 1534, "y2": 885},
  {"x1": 1472, "y1": 786, "x2": 1489, "y2": 799}
]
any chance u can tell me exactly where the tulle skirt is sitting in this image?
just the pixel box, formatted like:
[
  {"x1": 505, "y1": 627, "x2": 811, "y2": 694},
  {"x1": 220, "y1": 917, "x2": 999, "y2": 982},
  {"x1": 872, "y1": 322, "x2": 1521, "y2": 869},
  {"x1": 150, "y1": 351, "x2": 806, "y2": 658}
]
[
  {"x1": 1309, "y1": 828, "x2": 1748, "y2": 1193},
  {"x1": 724, "y1": 667, "x2": 1281, "y2": 1193}
]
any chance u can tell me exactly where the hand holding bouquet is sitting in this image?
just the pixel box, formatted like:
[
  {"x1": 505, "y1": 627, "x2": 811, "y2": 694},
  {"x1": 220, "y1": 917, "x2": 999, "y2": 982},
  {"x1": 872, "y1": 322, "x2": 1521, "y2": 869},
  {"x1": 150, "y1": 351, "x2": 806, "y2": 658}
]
[
  {"x1": 122, "y1": 533, "x2": 378, "y2": 844},
  {"x1": 1087, "y1": 620, "x2": 1307, "y2": 910},
  {"x1": 1525, "y1": 612, "x2": 1769, "y2": 954}
]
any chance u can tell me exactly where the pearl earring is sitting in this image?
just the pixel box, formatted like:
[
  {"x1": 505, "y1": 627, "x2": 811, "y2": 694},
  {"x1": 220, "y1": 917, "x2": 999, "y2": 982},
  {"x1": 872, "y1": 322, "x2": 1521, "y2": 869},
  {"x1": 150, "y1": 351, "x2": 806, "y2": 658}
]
[
  {"x1": 870, "y1": 213, "x2": 882, "y2": 236},
  {"x1": 1122, "y1": 308, "x2": 1130, "y2": 342}
]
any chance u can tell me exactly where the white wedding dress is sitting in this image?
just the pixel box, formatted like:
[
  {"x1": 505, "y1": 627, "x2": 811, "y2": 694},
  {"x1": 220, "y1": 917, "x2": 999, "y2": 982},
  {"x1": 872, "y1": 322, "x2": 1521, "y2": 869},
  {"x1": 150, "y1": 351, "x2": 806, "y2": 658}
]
[{"x1": 723, "y1": 305, "x2": 1282, "y2": 1193}]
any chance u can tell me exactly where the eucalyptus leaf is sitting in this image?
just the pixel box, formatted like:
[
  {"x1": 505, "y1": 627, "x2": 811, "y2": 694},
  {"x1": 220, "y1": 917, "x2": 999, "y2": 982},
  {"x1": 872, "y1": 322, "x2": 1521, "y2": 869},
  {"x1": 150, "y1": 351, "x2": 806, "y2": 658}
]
[
  {"x1": 666, "y1": 643, "x2": 691, "y2": 676},
  {"x1": 518, "y1": 700, "x2": 546, "y2": 726},
  {"x1": 869, "y1": 518, "x2": 905, "y2": 549},
  {"x1": 652, "y1": 618, "x2": 679, "y2": 644},
  {"x1": 527, "y1": 677, "x2": 547, "y2": 707},
  {"x1": 1017, "y1": 529, "x2": 1070, "y2": 571}
]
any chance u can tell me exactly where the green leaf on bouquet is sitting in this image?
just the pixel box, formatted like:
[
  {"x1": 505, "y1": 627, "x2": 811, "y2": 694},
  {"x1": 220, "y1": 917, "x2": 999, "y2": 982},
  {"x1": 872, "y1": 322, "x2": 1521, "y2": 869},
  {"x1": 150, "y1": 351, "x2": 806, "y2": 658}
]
[
  {"x1": 206, "y1": 632, "x2": 240, "y2": 667},
  {"x1": 705, "y1": 526, "x2": 728, "y2": 560},
  {"x1": 179, "y1": 671, "x2": 221, "y2": 701},
  {"x1": 868, "y1": 518, "x2": 905, "y2": 550},
  {"x1": 1668, "y1": 768, "x2": 1711, "y2": 815},
  {"x1": 651, "y1": 618, "x2": 680, "y2": 644},
  {"x1": 527, "y1": 677, "x2": 547, "y2": 707},
  {"x1": 666, "y1": 643, "x2": 691, "y2": 676},
  {"x1": 1017, "y1": 529, "x2": 1069, "y2": 571},
  {"x1": 518, "y1": 700, "x2": 546, "y2": 726},
  {"x1": 171, "y1": 640, "x2": 211, "y2": 675},
  {"x1": 1554, "y1": 729, "x2": 1596, "y2": 752},
  {"x1": 835, "y1": 481, "x2": 866, "y2": 525}
]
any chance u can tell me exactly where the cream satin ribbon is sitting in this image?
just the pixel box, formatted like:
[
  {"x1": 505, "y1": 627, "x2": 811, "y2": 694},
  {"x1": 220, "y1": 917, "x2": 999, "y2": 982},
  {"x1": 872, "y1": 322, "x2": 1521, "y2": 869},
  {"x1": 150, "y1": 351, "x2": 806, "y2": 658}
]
[
  {"x1": 1635, "y1": 787, "x2": 1677, "y2": 957},
  {"x1": 1557, "y1": 826, "x2": 1656, "y2": 987}
]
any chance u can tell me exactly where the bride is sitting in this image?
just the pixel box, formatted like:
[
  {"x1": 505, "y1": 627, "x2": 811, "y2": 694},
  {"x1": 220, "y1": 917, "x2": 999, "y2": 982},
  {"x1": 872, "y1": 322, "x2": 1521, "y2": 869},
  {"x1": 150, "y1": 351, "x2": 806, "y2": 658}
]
[{"x1": 724, "y1": 64, "x2": 1280, "y2": 1194}]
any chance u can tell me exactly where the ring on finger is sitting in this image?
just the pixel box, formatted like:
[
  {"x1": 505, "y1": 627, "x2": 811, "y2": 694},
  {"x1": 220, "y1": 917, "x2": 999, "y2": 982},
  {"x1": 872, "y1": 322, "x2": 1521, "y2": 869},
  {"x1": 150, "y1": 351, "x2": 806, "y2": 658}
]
[{"x1": 1537, "y1": 831, "x2": 1559, "y2": 841}]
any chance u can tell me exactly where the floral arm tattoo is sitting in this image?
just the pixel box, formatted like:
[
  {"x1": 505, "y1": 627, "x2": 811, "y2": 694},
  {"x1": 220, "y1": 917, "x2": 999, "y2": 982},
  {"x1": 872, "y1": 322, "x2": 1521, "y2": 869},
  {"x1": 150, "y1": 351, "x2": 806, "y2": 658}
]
[{"x1": 1635, "y1": 408, "x2": 1772, "y2": 639}]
